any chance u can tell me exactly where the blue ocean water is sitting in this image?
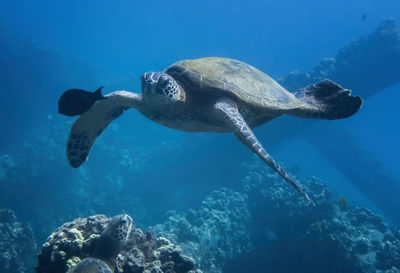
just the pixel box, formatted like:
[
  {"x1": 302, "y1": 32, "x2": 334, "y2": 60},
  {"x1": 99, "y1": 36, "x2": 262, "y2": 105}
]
[{"x1": 0, "y1": 1, "x2": 400, "y2": 272}]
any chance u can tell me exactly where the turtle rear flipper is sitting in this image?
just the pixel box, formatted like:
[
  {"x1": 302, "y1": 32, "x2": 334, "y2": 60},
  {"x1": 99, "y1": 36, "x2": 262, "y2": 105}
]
[
  {"x1": 214, "y1": 99, "x2": 315, "y2": 205},
  {"x1": 291, "y1": 79, "x2": 363, "y2": 120}
]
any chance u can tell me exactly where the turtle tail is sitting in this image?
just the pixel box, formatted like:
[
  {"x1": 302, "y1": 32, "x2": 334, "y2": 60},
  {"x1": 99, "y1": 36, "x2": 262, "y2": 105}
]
[{"x1": 290, "y1": 79, "x2": 363, "y2": 120}]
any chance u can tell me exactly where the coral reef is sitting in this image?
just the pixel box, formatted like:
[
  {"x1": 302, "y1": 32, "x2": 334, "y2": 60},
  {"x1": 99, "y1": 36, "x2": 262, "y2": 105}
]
[
  {"x1": 227, "y1": 160, "x2": 400, "y2": 273},
  {"x1": 151, "y1": 160, "x2": 400, "y2": 273},
  {"x1": 154, "y1": 188, "x2": 251, "y2": 273},
  {"x1": 0, "y1": 208, "x2": 36, "y2": 273},
  {"x1": 36, "y1": 214, "x2": 201, "y2": 273},
  {"x1": 305, "y1": 206, "x2": 400, "y2": 273}
]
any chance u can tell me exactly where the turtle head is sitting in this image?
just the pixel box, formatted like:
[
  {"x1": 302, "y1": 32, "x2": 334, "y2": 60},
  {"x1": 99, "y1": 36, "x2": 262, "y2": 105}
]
[
  {"x1": 141, "y1": 72, "x2": 186, "y2": 107},
  {"x1": 103, "y1": 214, "x2": 133, "y2": 243},
  {"x1": 96, "y1": 214, "x2": 133, "y2": 258}
]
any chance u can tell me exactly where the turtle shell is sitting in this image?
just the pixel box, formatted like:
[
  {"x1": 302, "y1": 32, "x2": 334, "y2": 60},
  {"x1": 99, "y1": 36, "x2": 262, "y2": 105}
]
[
  {"x1": 165, "y1": 57, "x2": 301, "y2": 110},
  {"x1": 66, "y1": 258, "x2": 112, "y2": 273}
]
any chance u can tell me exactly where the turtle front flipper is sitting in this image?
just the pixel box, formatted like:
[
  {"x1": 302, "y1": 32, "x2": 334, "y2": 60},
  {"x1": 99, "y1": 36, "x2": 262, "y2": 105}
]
[
  {"x1": 67, "y1": 91, "x2": 142, "y2": 168},
  {"x1": 214, "y1": 100, "x2": 315, "y2": 205}
]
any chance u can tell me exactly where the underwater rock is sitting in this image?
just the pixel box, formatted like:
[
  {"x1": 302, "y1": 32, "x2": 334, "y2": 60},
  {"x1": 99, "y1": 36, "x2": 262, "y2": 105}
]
[
  {"x1": 279, "y1": 19, "x2": 400, "y2": 95},
  {"x1": 36, "y1": 214, "x2": 201, "y2": 273},
  {"x1": 0, "y1": 208, "x2": 36, "y2": 273},
  {"x1": 154, "y1": 188, "x2": 251, "y2": 273}
]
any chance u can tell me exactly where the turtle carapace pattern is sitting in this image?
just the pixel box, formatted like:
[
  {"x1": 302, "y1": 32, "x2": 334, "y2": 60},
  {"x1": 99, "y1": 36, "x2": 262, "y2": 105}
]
[
  {"x1": 66, "y1": 258, "x2": 112, "y2": 273},
  {"x1": 62, "y1": 57, "x2": 363, "y2": 204}
]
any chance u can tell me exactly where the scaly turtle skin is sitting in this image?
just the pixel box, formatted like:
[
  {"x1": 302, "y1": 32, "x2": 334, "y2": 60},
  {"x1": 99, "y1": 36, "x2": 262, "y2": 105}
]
[
  {"x1": 95, "y1": 214, "x2": 133, "y2": 259},
  {"x1": 63, "y1": 57, "x2": 363, "y2": 204}
]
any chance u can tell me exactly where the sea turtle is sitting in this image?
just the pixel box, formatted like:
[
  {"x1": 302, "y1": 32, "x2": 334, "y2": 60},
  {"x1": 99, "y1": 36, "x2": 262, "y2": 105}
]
[
  {"x1": 67, "y1": 214, "x2": 133, "y2": 273},
  {"x1": 66, "y1": 258, "x2": 112, "y2": 273},
  {"x1": 63, "y1": 57, "x2": 362, "y2": 204}
]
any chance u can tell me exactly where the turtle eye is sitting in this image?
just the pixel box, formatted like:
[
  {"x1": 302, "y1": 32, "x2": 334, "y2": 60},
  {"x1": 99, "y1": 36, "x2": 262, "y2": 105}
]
[{"x1": 158, "y1": 75, "x2": 169, "y2": 89}]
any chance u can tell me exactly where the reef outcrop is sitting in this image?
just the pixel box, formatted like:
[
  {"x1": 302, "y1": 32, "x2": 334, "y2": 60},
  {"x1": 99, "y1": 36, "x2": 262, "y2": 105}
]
[
  {"x1": 154, "y1": 189, "x2": 251, "y2": 273},
  {"x1": 36, "y1": 214, "x2": 201, "y2": 273},
  {"x1": 154, "y1": 161, "x2": 400, "y2": 273},
  {"x1": 0, "y1": 208, "x2": 36, "y2": 273},
  {"x1": 225, "y1": 161, "x2": 400, "y2": 273},
  {"x1": 279, "y1": 19, "x2": 400, "y2": 96}
]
